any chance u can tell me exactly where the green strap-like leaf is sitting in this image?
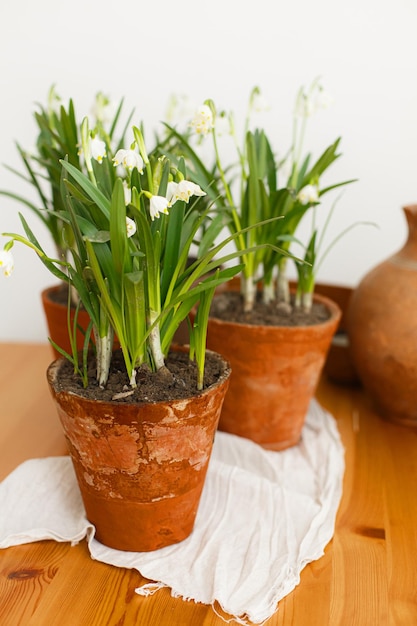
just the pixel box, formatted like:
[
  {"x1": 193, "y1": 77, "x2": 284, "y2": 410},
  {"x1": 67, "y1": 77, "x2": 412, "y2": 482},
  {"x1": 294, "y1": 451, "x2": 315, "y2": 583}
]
[{"x1": 60, "y1": 160, "x2": 111, "y2": 219}]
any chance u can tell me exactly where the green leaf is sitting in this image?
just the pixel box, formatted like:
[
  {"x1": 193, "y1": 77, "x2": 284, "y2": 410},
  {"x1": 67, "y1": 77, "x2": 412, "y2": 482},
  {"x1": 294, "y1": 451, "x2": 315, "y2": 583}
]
[
  {"x1": 109, "y1": 178, "x2": 128, "y2": 275},
  {"x1": 160, "y1": 199, "x2": 185, "y2": 301},
  {"x1": 124, "y1": 270, "x2": 146, "y2": 366},
  {"x1": 60, "y1": 160, "x2": 110, "y2": 219},
  {"x1": 301, "y1": 138, "x2": 341, "y2": 187}
]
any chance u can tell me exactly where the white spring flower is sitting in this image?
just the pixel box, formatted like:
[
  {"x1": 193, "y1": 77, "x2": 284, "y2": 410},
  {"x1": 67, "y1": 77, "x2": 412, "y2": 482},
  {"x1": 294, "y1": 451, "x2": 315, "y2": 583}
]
[
  {"x1": 0, "y1": 249, "x2": 14, "y2": 276},
  {"x1": 297, "y1": 184, "x2": 319, "y2": 205},
  {"x1": 90, "y1": 137, "x2": 107, "y2": 163},
  {"x1": 91, "y1": 92, "x2": 116, "y2": 124},
  {"x1": 167, "y1": 180, "x2": 206, "y2": 204},
  {"x1": 294, "y1": 92, "x2": 316, "y2": 118},
  {"x1": 113, "y1": 149, "x2": 144, "y2": 173},
  {"x1": 315, "y1": 87, "x2": 334, "y2": 110},
  {"x1": 294, "y1": 83, "x2": 334, "y2": 118},
  {"x1": 214, "y1": 113, "x2": 231, "y2": 137},
  {"x1": 150, "y1": 195, "x2": 170, "y2": 221},
  {"x1": 190, "y1": 104, "x2": 214, "y2": 136},
  {"x1": 123, "y1": 181, "x2": 132, "y2": 206},
  {"x1": 126, "y1": 216, "x2": 136, "y2": 238},
  {"x1": 47, "y1": 85, "x2": 62, "y2": 115},
  {"x1": 252, "y1": 91, "x2": 270, "y2": 113}
]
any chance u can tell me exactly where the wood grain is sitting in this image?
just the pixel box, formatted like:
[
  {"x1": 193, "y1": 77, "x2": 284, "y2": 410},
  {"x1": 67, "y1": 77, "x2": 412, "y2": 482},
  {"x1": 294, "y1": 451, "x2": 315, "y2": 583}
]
[{"x1": 1, "y1": 343, "x2": 417, "y2": 625}]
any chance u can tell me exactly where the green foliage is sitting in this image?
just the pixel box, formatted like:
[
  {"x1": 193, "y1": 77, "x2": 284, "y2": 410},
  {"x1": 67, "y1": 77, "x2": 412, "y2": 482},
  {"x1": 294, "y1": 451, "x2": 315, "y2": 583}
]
[
  {"x1": 3, "y1": 112, "x2": 252, "y2": 390},
  {"x1": 159, "y1": 81, "x2": 357, "y2": 312},
  {"x1": 1, "y1": 86, "x2": 133, "y2": 261}
]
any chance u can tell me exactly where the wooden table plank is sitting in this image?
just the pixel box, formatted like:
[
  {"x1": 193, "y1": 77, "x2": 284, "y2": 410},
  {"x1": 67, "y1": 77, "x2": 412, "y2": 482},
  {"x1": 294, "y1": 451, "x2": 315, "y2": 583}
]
[
  {"x1": 0, "y1": 541, "x2": 72, "y2": 626},
  {"x1": 1, "y1": 343, "x2": 417, "y2": 625},
  {"x1": 0, "y1": 343, "x2": 68, "y2": 481}
]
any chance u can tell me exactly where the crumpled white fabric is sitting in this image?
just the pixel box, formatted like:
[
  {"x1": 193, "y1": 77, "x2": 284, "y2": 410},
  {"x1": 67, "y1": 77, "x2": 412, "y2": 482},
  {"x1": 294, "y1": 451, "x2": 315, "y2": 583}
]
[{"x1": 0, "y1": 399, "x2": 344, "y2": 625}]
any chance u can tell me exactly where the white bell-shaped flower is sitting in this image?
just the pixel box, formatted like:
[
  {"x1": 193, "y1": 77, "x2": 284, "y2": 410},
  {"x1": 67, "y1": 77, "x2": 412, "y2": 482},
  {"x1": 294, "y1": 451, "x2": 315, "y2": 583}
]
[{"x1": 0, "y1": 249, "x2": 14, "y2": 276}]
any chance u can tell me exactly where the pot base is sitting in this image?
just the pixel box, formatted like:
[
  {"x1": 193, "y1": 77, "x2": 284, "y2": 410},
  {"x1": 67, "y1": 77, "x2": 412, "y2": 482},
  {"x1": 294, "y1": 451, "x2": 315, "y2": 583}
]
[
  {"x1": 261, "y1": 435, "x2": 302, "y2": 451},
  {"x1": 380, "y1": 411, "x2": 417, "y2": 429},
  {"x1": 83, "y1": 485, "x2": 203, "y2": 552}
]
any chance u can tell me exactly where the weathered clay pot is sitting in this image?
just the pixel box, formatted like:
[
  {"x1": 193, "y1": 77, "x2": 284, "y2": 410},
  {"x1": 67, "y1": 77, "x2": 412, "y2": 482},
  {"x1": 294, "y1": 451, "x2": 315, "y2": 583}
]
[
  {"x1": 47, "y1": 348, "x2": 231, "y2": 552},
  {"x1": 42, "y1": 285, "x2": 92, "y2": 358},
  {"x1": 42, "y1": 285, "x2": 120, "y2": 358},
  {"x1": 206, "y1": 292, "x2": 341, "y2": 450},
  {"x1": 313, "y1": 282, "x2": 359, "y2": 385},
  {"x1": 347, "y1": 205, "x2": 417, "y2": 426}
]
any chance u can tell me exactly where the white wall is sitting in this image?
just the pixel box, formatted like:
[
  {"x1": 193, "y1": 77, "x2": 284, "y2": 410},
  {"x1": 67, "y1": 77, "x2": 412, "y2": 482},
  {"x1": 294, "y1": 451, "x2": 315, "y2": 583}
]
[{"x1": 1, "y1": 0, "x2": 416, "y2": 342}]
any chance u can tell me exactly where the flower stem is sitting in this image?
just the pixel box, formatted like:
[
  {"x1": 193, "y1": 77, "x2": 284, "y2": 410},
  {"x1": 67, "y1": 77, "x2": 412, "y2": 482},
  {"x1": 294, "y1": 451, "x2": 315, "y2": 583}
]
[
  {"x1": 93, "y1": 325, "x2": 114, "y2": 387},
  {"x1": 241, "y1": 274, "x2": 256, "y2": 312},
  {"x1": 148, "y1": 310, "x2": 165, "y2": 370},
  {"x1": 276, "y1": 260, "x2": 290, "y2": 304}
]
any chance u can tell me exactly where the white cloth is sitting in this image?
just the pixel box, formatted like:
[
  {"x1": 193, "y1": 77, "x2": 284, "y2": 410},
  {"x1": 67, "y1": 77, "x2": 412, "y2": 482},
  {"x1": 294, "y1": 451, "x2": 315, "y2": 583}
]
[{"x1": 0, "y1": 399, "x2": 344, "y2": 625}]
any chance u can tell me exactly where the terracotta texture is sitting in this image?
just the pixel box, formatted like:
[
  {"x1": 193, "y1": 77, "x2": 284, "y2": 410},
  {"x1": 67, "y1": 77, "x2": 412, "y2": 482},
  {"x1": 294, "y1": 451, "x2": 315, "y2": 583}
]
[
  {"x1": 47, "y1": 349, "x2": 231, "y2": 552},
  {"x1": 347, "y1": 205, "x2": 417, "y2": 426},
  {"x1": 41, "y1": 285, "x2": 92, "y2": 358},
  {"x1": 206, "y1": 292, "x2": 341, "y2": 450},
  {"x1": 43, "y1": 285, "x2": 185, "y2": 357},
  {"x1": 313, "y1": 282, "x2": 359, "y2": 385}
]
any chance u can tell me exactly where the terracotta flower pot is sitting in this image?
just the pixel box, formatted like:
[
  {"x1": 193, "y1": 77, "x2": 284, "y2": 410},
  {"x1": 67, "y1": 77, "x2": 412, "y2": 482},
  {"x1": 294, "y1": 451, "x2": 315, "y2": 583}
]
[
  {"x1": 46, "y1": 348, "x2": 231, "y2": 552},
  {"x1": 347, "y1": 204, "x2": 417, "y2": 426},
  {"x1": 312, "y1": 282, "x2": 359, "y2": 385},
  {"x1": 42, "y1": 285, "x2": 120, "y2": 358},
  {"x1": 41, "y1": 285, "x2": 92, "y2": 358},
  {"x1": 206, "y1": 292, "x2": 341, "y2": 450}
]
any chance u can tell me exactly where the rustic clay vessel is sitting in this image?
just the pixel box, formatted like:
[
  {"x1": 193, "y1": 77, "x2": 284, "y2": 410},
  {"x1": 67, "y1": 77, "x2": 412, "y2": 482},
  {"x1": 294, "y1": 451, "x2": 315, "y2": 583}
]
[
  {"x1": 313, "y1": 282, "x2": 359, "y2": 385},
  {"x1": 43, "y1": 285, "x2": 190, "y2": 356},
  {"x1": 206, "y1": 292, "x2": 341, "y2": 450},
  {"x1": 47, "y1": 348, "x2": 231, "y2": 552},
  {"x1": 347, "y1": 204, "x2": 417, "y2": 426},
  {"x1": 42, "y1": 285, "x2": 92, "y2": 358},
  {"x1": 42, "y1": 285, "x2": 121, "y2": 358}
]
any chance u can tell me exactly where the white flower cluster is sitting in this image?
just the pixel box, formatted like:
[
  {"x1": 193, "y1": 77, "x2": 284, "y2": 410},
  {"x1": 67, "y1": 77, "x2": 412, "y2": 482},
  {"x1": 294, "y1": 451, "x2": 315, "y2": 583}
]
[
  {"x1": 189, "y1": 104, "x2": 214, "y2": 136},
  {"x1": 90, "y1": 137, "x2": 107, "y2": 163},
  {"x1": 0, "y1": 249, "x2": 14, "y2": 276},
  {"x1": 85, "y1": 133, "x2": 206, "y2": 222},
  {"x1": 149, "y1": 180, "x2": 206, "y2": 221},
  {"x1": 125, "y1": 217, "x2": 136, "y2": 238},
  {"x1": 294, "y1": 84, "x2": 334, "y2": 119},
  {"x1": 297, "y1": 184, "x2": 319, "y2": 205},
  {"x1": 113, "y1": 149, "x2": 144, "y2": 173}
]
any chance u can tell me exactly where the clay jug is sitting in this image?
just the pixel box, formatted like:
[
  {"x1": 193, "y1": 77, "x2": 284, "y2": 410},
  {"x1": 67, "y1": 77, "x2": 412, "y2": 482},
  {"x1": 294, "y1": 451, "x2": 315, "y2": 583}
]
[{"x1": 347, "y1": 204, "x2": 417, "y2": 426}]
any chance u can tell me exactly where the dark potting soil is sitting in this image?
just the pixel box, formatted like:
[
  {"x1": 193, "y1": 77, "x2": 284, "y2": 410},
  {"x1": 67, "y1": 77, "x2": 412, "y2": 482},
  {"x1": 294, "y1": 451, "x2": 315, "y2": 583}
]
[
  {"x1": 51, "y1": 283, "x2": 330, "y2": 327},
  {"x1": 53, "y1": 349, "x2": 225, "y2": 403},
  {"x1": 49, "y1": 286, "x2": 329, "y2": 403},
  {"x1": 210, "y1": 291, "x2": 331, "y2": 327}
]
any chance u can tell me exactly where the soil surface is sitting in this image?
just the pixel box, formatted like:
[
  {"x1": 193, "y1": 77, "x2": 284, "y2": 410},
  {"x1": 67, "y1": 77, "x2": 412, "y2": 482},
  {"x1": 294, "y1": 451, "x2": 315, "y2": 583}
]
[
  {"x1": 49, "y1": 283, "x2": 69, "y2": 304},
  {"x1": 210, "y1": 291, "x2": 331, "y2": 326},
  {"x1": 49, "y1": 286, "x2": 329, "y2": 403},
  {"x1": 52, "y1": 349, "x2": 226, "y2": 403}
]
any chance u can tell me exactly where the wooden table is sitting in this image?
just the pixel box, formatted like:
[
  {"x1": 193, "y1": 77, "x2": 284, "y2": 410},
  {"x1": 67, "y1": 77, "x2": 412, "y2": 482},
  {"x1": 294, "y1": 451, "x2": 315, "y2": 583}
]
[{"x1": 1, "y1": 343, "x2": 417, "y2": 625}]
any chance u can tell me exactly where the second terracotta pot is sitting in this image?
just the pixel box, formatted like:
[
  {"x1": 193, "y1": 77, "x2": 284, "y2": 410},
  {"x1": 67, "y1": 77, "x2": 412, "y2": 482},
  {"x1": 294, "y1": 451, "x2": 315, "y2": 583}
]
[
  {"x1": 41, "y1": 285, "x2": 189, "y2": 359},
  {"x1": 206, "y1": 293, "x2": 341, "y2": 450},
  {"x1": 42, "y1": 285, "x2": 121, "y2": 358},
  {"x1": 41, "y1": 285, "x2": 92, "y2": 358}
]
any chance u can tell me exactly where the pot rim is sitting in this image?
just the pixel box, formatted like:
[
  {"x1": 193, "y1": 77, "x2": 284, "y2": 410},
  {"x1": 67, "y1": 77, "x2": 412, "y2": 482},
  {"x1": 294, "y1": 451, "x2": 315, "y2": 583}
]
[
  {"x1": 46, "y1": 345, "x2": 232, "y2": 408},
  {"x1": 209, "y1": 291, "x2": 342, "y2": 332}
]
